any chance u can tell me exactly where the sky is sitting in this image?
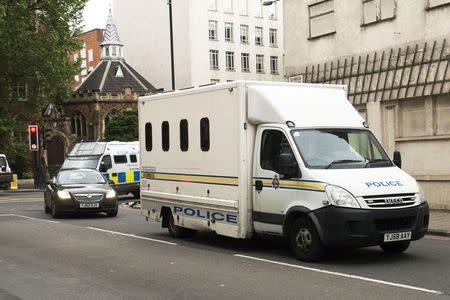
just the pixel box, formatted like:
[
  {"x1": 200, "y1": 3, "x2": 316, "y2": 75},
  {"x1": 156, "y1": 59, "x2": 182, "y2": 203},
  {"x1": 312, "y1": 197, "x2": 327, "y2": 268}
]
[{"x1": 82, "y1": 0, "x2": 113, "y2": 31}]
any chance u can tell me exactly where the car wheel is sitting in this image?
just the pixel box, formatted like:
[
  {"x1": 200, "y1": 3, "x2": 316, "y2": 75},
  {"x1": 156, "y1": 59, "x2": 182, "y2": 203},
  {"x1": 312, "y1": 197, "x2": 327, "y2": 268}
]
[
  {"x1": 107, "y1": 208, "x2": 118, "y2": 217},
  {"x1": 51, "y1": 200, "x2": 61, "y2": 219},
  {"x1": 290, "y1": 217, "x2": 325, "y2": 262},
  {"x1": 167, "y1": 212, "x2": 196, "y2": 238},
  {"x1": 380, "y1": 241, "x2": 410, "y2": 254}
]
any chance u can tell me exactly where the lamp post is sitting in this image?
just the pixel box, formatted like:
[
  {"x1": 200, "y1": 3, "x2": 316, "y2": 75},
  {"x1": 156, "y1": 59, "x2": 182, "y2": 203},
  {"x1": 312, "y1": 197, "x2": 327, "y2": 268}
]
[{"x1": 168, "y1": 0, "x2": 175, "y2": 91}]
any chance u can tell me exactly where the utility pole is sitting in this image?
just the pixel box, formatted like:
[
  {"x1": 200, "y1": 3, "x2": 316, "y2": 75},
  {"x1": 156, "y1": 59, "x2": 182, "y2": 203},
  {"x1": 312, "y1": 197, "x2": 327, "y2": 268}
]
[{"x1": 168, "y1": 0, "x2": 175, "y2": 91}]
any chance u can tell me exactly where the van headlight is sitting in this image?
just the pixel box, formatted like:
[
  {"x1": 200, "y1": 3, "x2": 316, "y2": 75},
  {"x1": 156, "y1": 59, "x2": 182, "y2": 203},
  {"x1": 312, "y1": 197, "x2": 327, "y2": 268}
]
[
  {"x1": 57, "y1": 190, "x2": 71, "y2": 200},
  {"x1": 416, "y1": 183, "x2": 426, "y2": 204},
  {"x1": 106, "y1": 190, "x2": 117, "y2": 199},
  {"x1": 325, "y1": 185, "x2": 360, "y2": 208}
]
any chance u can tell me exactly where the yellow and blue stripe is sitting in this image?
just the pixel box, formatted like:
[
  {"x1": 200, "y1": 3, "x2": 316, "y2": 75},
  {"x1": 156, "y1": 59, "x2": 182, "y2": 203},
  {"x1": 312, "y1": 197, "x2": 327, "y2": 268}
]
[{"x1": 103, "y1": 170, "x2": 141, "y2": 184}]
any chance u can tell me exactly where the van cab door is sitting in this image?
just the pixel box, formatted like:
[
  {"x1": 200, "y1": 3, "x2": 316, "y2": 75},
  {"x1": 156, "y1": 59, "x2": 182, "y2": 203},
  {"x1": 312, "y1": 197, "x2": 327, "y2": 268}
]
[{"x1": 253, "y1": 127, "x2": 301, "y2": 235}]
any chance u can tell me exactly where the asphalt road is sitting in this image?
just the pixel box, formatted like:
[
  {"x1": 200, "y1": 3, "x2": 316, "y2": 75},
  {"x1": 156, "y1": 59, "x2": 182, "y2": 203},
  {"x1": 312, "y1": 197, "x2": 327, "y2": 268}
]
[{"x1": 0, "y1": 191, "x2": 449, "y2": 300}]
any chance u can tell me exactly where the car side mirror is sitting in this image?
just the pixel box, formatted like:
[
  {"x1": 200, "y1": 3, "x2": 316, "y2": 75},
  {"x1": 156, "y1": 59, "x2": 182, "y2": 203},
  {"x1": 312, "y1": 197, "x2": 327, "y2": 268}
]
[
  {"x1": 393, "y1": 151, "x2": 402, "y2": 168},
  {"x1": 276, "y1": 152, "x2": 301, "y2": 179}
]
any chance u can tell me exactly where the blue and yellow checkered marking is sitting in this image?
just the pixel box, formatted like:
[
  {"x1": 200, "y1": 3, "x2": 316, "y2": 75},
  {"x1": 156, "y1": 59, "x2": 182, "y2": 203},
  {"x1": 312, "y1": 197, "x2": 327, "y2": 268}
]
[{"x1": 102, "y1": 170, "x2": 141, "y2": 184}]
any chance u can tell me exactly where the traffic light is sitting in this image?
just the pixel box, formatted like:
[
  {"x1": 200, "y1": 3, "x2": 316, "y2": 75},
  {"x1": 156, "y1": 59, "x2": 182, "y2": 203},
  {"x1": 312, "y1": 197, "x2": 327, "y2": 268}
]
[
  {"x1": 28, "y1": 125, "x2": 39, "y2": 151},
  {"x1": 42, "y1": 128, "x2": 52, "y2": 149}
]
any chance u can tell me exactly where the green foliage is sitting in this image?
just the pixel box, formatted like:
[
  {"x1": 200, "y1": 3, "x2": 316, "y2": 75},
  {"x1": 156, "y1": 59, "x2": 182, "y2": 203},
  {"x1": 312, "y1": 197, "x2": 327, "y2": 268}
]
[
  {"x1": 4, "y1": 142, "x2": 29, "y2": 178},
  {"x1": 104, "y1": 108, "x2": 139, "y2": 142},
  {"x1": 0, "y1": 0, "x2": 87, "y2": 173}
]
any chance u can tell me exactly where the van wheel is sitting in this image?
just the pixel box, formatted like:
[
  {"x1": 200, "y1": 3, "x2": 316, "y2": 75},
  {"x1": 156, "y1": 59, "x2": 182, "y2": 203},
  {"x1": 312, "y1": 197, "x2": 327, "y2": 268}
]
[
  {"x1": 380, "y1": 241, "x2": 410, "y2": 254},
  {"x1": 290, "y1": 217, "x2": 325, "y2": 262},
  {"x1": 167, "y1": 212, "x2": 196, "y2": 238}
]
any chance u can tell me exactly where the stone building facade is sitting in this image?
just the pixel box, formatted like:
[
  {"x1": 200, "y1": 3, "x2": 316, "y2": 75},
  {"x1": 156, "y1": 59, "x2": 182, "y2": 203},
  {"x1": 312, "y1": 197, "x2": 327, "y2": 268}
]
[
  {"x1": 283, "y1": 0, "x2": 450, "y2": 209},
  {"x1": 46, "y1": 11, "x2": 157, "y2": 174}
]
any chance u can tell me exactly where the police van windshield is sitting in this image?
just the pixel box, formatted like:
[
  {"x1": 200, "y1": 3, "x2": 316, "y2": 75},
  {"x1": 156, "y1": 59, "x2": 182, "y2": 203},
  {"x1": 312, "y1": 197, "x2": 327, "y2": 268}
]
[
  {"x1": 291, "y1": 129, "x2": 392, "y2": 169},
  {"x1": 61, "y1": 157, "x2": 99, "y2": 169}
]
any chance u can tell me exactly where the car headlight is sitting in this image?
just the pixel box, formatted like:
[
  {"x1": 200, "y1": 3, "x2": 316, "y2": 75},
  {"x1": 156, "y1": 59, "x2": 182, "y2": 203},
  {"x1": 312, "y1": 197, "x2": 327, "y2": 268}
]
[
  {"x1": 416, "y1": 183, "x2": 426, "y2": 204},
  {"x1": 57, "y1": 190, "x2": 71, "y2": 200},
  {"x1": 325, "y1": 185, "x2": 360, "y2": 208},
  {"x1": 106, "y1": 189, "x2": 117, "y2": 199}
]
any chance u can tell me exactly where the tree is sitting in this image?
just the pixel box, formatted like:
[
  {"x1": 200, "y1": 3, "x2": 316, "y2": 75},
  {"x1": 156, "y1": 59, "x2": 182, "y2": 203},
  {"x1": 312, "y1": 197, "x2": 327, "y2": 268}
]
[
  {"x1": 104, "y1": 108, "x2": 139, "y2": 142},
  {"x1": 0, "y1": 0, "x2": 87, "y2": 175}
]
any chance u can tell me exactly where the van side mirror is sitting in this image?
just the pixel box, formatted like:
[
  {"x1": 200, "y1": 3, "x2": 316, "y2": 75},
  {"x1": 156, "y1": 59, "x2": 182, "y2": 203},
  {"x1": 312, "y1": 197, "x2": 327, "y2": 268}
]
[
  {"x1": 99, "y1": 161, "x2": 111, "y2": 173},
  {"x1": 393, "y1": 151, "x2": 402, "y2": 168},
  {"x1": 276, "y1": 152, "x2": 301, "y2": 179}
]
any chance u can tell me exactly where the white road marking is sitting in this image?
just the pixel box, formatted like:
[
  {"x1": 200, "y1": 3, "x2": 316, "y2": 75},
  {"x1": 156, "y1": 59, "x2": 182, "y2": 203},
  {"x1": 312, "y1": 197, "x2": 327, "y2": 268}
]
[
  {"x1": 0, "y1": 214, "x2": 59, "y2": 224},
  {"x1": 0, "y1": 199, "x2": 41, "y2": 203},
  {"x1": 86, "y1": 226, "x2": 177, "y2": 246},
  {"x1": 234, "y1": 254, "x2": 443, "y2": 295}
]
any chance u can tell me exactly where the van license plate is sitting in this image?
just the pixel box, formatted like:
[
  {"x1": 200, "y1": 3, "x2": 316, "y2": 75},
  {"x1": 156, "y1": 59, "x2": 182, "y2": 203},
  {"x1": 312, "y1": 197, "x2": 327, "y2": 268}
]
[
  {"x1": 80, "y1": 203, "x2": 99, "y2": 208},
  {"x1": 384, "y1": 231, "x2": 411, "y2": 242}
]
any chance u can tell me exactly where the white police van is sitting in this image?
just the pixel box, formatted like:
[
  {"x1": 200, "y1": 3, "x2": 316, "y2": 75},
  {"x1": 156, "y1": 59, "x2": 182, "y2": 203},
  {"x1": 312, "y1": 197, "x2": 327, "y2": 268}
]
[
  {"x1": 138, "y1": 81, "x2": 429, "y2": 261},
  {"x1": 0, "y1": 154, "x2": 12, "y2": 189},
  {"x1": 61, "y1": 141, "x2": 140, "y2": 197}
]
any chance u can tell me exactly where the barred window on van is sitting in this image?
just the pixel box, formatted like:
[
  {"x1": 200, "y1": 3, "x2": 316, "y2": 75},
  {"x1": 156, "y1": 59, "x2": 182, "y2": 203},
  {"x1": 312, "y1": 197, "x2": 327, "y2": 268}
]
[
  {"x1": 200, "y1": 118, "x2": 210, "y2": 151},
  {"x1": 162, "y1": 121, "x2": 170, "y2": 151},
  {"x1": 130, "y1": 154, "x2": 137, "y2": 163},
  {"x1": 114, "y1": 155, "x2": 127, "y2": 164},
  {"x1": 145, "y1": 123, "x2": 152, "y2": 151},
  {"x1": 180, "y1": 119, "x2": 189, "y2": 151}
]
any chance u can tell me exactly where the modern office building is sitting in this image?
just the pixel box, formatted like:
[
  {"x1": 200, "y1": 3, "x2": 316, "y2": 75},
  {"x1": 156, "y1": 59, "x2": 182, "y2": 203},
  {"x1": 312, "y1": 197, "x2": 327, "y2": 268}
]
[
  {"x1": 283, "y1": 0, "x2": 450, "y2": 209},
  {"x1": 113, "y1": 0, "x2": 284, "y2": 91}
]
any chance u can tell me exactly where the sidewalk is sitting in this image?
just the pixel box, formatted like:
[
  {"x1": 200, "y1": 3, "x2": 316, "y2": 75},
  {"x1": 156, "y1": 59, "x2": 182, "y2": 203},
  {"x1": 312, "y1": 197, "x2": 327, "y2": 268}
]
[{"x1": 429, "y1": 210, "x2": 450, "y2": 237}]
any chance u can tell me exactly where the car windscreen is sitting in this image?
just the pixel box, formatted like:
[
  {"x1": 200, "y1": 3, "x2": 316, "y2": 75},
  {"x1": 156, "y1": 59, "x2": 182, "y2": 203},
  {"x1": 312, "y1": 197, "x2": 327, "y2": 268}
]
[
  {"x1": 61, "y1": 157, "x2": 99, "y2": 169},
  {"x1": 58, "y1": 170, "x2": 106, "y2": 185},
  {"x1": 291, "y1": 129, "x2": 392, "y2": 169}
]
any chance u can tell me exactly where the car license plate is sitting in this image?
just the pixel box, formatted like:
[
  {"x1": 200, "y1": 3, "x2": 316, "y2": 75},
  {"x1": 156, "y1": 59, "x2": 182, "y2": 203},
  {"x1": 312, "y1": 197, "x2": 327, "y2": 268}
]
[
  {"x1": 80, "y1": 203, "x2": 99, "y2": 208},
  {"x1": 384, "y1": 231, "x2": 411, "y2": 242}
]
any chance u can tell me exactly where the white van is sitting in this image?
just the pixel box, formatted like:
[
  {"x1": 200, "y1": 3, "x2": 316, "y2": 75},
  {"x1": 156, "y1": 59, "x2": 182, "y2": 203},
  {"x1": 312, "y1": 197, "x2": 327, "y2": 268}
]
[
  {"x1": 138, "y1": 81, "x2": 429, "y2": 261},
  {"x1": 0, "y1": 154, "x2": 13, "y2": 189},
  {"x1": 61, "y1": 141, "x2": 140, "y2": 197}
]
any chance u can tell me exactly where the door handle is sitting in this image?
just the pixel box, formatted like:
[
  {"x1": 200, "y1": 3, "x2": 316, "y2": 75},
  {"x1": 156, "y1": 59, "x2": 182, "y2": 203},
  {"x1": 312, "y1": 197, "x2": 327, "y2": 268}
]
[{"x1": 255, "y1": 180, "x2": 263, "y2": 191}]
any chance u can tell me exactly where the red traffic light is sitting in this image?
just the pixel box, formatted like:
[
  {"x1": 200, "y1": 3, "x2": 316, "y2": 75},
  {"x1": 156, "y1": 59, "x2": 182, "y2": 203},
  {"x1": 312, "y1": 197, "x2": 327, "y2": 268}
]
[{"x1": 28, "y1": 125, "x2": 39, "y2": 151}]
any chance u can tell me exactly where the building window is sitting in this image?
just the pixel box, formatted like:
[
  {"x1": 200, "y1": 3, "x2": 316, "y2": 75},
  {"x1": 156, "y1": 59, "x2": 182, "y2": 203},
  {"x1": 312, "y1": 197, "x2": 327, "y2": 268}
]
[
  {"x1": 145, "y1": 123, "x2": 152, "y2": 151},
  {"x1": 224, "y1": 0, "x2": 233, "y2": 13},
  {"x1": 225, "y1": 22, "x2": 234, "y2": 42},
  {"x1": 255, "y1": 26, "x2": 263, "y2": 45},
  {"x1": 200, "y1": 118, "x2": 210, "y2": 151},
  {"x1": 105, "y1": 47, "x2": 110, "y2": 57},
  {"x1": 80, "y1": 45, "x2": 86, "y2": 58},
  {"x1": 88, "y1": 49, "x2": 94, "y2": 62},
  {"x1": 427, "y1": 0, "x2": 450, "y2": 9},
  {"x1": 71, "y1": 111, "x2": 87, "y2": 138},
  {"x1": 308, "y1": 0, "x2": 336, "y2": 39},
  {"x1": 180, "y1": 119, "x2": 189, "y2": 152},
  {"x1": 362, "y1": 0, "x2": 396, "y2": 25},
  {"x1": 209, "y1": 20, "x2": 218, "y2": 40},
  {"x1": 226, "y1": 51, "x2": 235, "y2": 71},
  {"x1": 240, "y1": 25, "x2": 249, "y2": 44},
  {"x1": 241, "y1": 53, "x2": 250, "y2": 72},
  {"x1": 270, "y1": 56, "x2": 279, "y2": 75},
  {"x1": 162, "y1": 121, "x2": 170, "y2": 151},
  {"x1": 256, "y1": 54, "x2": 264, "y2": 73},
  {"x1": 400, "y1": 99, "x2": 426, "y2": 137},
  {"x1": 240, "y1": 0, "x2": 248, "y2": 15},
  {"x1": 211, "y1": 79, "x2": 220, "y2": 83},
  {"x1": 266, "y1": 2, "x2": 277, "y2": 19},
  {"x1": 208, "y1": 0, "x2": 217, "y2": 11},
  {"x1": 210, "y1": 50, "x2": 219, "y2": 70},
  {"x1": 269, "y1": 28, "x2": 277, "y2": 47},
  {"x1": 130, "y1": 154, "x2": 137, "y2": 163},
  {"x1": 254, "y1": 0, "x2": 262, "y2": 17}
]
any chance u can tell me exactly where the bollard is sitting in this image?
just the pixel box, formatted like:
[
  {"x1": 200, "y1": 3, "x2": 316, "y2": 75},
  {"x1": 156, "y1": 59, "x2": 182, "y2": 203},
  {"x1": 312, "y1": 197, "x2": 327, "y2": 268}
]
[{"x1": 10, "y1": 174, "x2": 18, "y2": 190}]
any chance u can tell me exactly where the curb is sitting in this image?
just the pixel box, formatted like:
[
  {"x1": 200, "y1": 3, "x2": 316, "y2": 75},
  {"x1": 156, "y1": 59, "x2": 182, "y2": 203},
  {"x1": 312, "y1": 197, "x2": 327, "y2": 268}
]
[
  {"x1": 427, "y1": 229, "x2": 450, "y2": 237},
  {"x1": 0, "y1": 189, "x2": 43, "y2": 193}
]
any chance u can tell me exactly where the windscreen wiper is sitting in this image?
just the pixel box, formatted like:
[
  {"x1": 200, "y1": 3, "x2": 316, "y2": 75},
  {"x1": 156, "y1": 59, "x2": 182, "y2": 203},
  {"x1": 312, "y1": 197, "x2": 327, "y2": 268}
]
[
  {"x1": 325, "y1": 159, "x2": 364, "y2": 169},
  {"x1": 364, "y1": 159, "x2": 392, "y2": 168}
]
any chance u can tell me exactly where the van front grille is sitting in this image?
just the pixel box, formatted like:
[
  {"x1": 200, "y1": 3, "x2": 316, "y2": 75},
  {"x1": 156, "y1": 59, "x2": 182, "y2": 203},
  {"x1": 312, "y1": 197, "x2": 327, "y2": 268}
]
[
  {"x1": 375, "y1": 216, "x2": 416, "y2": 231},
  {"x1": 363, "y1": 193, "x2": 416, "y2": 208}
]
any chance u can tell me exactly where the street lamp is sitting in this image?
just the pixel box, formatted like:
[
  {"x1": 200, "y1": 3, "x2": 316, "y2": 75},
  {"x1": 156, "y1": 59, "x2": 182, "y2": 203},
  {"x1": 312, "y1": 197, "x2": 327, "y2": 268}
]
[
  {"x1": 262, "y1": 0, "x2": 280, "y2": 6},
  {"x1": 168, "y1": 0, "x2": 175, "y2": 91}
]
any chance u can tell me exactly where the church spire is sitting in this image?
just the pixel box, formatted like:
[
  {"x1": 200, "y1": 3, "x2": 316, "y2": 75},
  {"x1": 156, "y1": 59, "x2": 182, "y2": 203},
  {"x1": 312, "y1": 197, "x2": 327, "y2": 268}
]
[{"x1": 101, "y1": 8, "x2": 124, "y2": 60}]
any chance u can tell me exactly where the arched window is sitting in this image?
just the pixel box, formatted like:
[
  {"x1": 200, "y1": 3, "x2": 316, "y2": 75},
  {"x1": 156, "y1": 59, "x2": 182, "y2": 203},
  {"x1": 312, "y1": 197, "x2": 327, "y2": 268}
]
[{"x1": 71, "y1": 111, "x2": 87, "y2": 139}]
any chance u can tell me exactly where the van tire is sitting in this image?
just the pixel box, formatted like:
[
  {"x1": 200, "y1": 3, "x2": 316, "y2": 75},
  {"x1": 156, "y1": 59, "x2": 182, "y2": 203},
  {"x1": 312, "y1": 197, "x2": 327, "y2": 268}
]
[
  {"x1": 380, "y1": 241, "x2": 410, "y2": 254},
  {"x1": 290, "y1": 217, "x2": 325, "y2": 262},
  {"x1": 167, "y1": 212, "x2": 196, "y2": 238}
]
